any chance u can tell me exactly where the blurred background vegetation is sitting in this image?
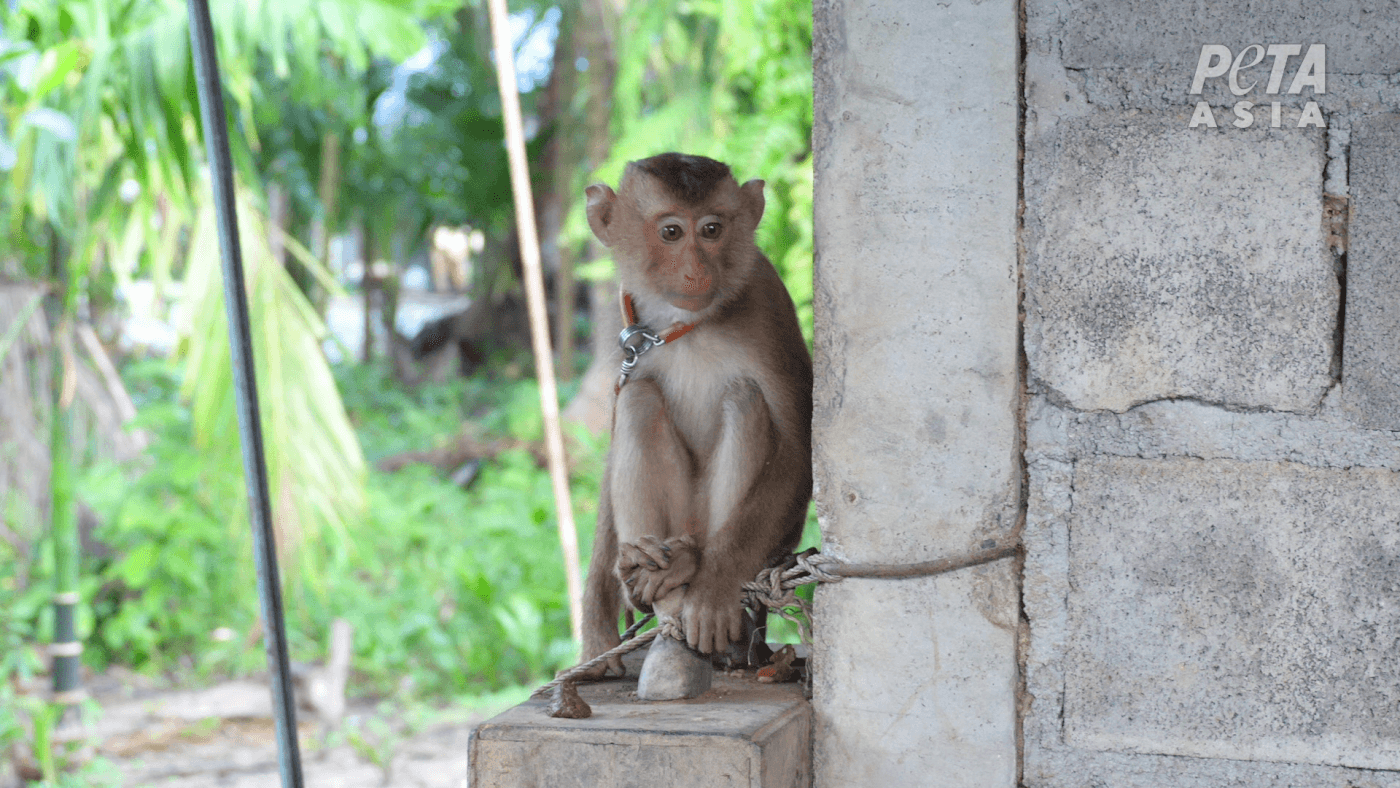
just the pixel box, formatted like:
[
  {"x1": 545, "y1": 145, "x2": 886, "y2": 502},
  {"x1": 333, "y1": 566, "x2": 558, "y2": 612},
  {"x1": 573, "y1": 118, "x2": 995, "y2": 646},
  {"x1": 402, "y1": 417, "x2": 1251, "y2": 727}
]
[{"x1": 0, "y1": 0, "x2": 813, "y2": 778}]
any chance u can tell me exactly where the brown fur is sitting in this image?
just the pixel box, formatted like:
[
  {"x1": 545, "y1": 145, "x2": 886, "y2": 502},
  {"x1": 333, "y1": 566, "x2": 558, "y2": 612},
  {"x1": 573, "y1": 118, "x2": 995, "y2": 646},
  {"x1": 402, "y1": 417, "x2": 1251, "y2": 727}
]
[{"x1": 580, "y1": 154, "x2": 813, "y2": 670}]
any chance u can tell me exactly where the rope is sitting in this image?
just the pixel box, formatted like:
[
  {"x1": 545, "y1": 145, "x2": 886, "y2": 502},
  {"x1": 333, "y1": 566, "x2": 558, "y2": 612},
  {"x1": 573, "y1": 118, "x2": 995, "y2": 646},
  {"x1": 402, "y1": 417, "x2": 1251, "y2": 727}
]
[
  {"x1": 534, "y1": 614, "x2": 661, "y2": 698},
  {"x1": 534, "y1": 542, "x2": 1016, "y2": 713},
  {"x1": 739, "y1": 548, "x2": 842, "y2": 644}
]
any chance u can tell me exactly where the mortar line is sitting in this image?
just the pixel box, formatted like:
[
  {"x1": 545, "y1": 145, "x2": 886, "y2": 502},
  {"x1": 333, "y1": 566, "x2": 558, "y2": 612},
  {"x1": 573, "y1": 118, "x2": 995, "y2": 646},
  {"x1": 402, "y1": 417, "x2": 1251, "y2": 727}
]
[{"x1": 1014, "y1": 0, "x2": 1031, "y2": 783}]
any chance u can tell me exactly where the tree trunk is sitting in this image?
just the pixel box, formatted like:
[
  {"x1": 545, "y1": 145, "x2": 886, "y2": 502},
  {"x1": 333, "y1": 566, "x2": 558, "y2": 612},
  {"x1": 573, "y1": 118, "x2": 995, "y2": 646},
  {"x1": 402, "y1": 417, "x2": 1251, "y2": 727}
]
[
  {"x1": 361, "y1": 222, "x2": 377, "y2": 364},
  {"x1": 312, "y1": 133, "x2": 342, "y2": 316},
  {"x1": 539, "y1": 5, "x2": 577, "y2": 380},
  {"x1": 267, "y1": 181, "x2": 290, "y2": 266},
  {"x1": 560, "y1": 0, "x2": 623, "y2": 434}
]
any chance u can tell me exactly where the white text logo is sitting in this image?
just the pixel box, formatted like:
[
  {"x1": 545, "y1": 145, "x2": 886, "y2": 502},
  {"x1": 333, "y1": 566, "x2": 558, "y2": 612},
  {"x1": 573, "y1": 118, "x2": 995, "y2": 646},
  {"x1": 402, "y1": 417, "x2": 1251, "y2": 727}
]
[{"x1": 1188, "y1": 44, "x2": 1326, "y2": 128}]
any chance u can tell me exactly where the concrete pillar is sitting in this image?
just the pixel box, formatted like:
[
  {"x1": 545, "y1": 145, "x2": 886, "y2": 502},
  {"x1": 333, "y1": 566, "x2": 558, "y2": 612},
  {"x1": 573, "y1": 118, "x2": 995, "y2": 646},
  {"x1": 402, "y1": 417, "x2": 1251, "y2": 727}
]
[{"x1": 811, "y1": 1, "x2": 1022, "y2": 785}]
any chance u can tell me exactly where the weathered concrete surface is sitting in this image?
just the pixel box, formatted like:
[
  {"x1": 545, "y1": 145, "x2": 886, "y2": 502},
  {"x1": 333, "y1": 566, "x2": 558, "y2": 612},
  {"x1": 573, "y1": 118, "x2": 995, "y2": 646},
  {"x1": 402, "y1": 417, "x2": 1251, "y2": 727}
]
[
  {"x1": 811, "y1": 562, "x2": 1018, "y2": 788},
  {"x1": 812, "y1": 0, "x2": 1020, "y2": 563},
  {"x1": 1067, "y1": 458, "x2": 1400, "y2": 769},
  {"x1": 811, "y1": 1, "x2": 1021, "y2": 785},
  {"x1": 469, "y1": 650, "x2": 810, "y2": 788},
  {"x1": 1023, "y1": 0, "x2": 1400, "y2": 124},
  {"x1": 1343, "y1": 114, "x2": 1400, "y2": 431},
  {"x1": 1023, "y1": 456, "x2": 1400, "y2": 785},
  {"x1": 1024, "y1": 111, "x2": 1335, "y2": 413},
  {"x1": 1026, "y1": 394, "x2": 1400, "y2": 471},
  {"x1": 1042, "y1": 0, "x2": 1400, "y2": 75}
]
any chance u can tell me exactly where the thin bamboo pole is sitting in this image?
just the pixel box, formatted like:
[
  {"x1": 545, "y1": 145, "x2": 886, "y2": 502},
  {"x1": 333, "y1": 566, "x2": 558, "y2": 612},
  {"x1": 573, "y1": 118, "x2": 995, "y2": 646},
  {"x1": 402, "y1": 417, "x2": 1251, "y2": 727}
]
[{"x1": 486, "y1": 0, "x2": 584, "y2": 639}]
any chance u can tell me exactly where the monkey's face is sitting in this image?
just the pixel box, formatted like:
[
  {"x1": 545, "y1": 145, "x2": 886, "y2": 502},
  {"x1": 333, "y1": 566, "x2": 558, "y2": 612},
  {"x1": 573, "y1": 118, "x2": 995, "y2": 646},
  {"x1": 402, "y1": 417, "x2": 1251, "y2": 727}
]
[
  {"x1": 586, "y1": 166, "x2": 765, "y2": 317},
  {"x1": 641, "y1": 197, "x2": 730, "y2": 311}
]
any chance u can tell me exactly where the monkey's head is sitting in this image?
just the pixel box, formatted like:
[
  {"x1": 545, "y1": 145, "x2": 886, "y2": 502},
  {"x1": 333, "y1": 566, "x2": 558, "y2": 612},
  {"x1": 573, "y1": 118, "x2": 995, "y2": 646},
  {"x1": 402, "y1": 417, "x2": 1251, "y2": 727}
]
[{"x1": 585, "y1": 153, "x2": 766, "y2": 318}]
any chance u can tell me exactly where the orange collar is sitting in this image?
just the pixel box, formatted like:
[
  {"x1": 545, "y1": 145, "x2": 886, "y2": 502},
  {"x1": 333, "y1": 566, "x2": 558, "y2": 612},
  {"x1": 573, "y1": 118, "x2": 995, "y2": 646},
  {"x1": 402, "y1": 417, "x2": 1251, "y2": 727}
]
[
  {"x1": 615, "y1": 291, "x2": 699, "y2": 391},
  {"x1": 620, "y1": 291, "x2": 698, "y2": 344}
]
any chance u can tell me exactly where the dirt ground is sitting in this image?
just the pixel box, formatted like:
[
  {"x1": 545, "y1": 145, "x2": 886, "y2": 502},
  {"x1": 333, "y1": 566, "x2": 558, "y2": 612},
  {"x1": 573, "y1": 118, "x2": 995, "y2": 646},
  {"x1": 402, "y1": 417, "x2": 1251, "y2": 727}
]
[{"x1": 14, "y1": 669, "x2": 514, "y2": 788}]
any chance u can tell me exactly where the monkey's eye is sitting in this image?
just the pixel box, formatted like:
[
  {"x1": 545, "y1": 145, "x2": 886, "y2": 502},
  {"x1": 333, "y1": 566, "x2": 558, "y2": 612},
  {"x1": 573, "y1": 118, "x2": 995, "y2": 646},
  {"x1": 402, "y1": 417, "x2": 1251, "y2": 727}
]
[
  {"x1": 659, "y1": 224, "x2": 684, "y2": 242},
  {"x1": 699, "y1": 222, "x2": 723, "y2": 240}
]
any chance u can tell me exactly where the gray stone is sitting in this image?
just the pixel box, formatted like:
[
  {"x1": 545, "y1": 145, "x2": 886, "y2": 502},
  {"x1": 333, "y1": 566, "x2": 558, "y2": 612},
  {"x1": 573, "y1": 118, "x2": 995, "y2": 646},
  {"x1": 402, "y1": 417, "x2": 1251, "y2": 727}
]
[
  {"x1": 1028, "y1": 456, "x2": 1400, "y2": 779},
  {"x1": 469, "y1": 661, "x2": 811, "y2": 788},
  {"x1": 637, "y1": 634, "x2": 713, "y2": 701},
  {"x1": 812, "y1": 0, "x2": 1021, "y2": 564},
  {"x1": 1343, "y1": 114, "x2": 1400, "y2": 431},
  {"x1": 811, "y1": 562, "x2": 1019, "y2": 788},
  {"x1": 1024, "y1": 110, "x2": 1335, "y2": 413},
  {"x1": 1042, "y1": 0, "x2": 1400, "y2": 75}
]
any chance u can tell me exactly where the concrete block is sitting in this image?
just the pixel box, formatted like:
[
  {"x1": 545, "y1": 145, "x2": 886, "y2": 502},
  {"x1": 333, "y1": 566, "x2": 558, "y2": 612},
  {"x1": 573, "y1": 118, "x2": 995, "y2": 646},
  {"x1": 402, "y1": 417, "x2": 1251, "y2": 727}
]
[
  {"x1": 811, "y1": 0, "x2": 1020, "y2": 562},
  {"x1": 1343, "y1": 114, "x2": 1400, "y2": 430},
  {"x1": 1045, "y1": 0, "x2": 1400, "y2": 75},
  {"x1": 1057, "y1": 457, "x2": 1400, "y2": 771},
  {"x1": 811, "y1": 561, "x2": 1018, "y2": 788},
  {"x1": 469, "y1": 655, "x2": 811, "y2": 788},
  {"x1": 1024, "y1": 111, "x2": 1335, "y2": 413}
]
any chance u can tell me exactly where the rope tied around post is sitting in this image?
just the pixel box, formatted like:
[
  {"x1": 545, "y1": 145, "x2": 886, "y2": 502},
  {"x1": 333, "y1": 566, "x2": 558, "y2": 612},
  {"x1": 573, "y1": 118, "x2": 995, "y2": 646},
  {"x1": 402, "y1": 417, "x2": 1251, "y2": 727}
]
[{"x1": 536, "y1": 541, "x2": 1017, "y2": 717}]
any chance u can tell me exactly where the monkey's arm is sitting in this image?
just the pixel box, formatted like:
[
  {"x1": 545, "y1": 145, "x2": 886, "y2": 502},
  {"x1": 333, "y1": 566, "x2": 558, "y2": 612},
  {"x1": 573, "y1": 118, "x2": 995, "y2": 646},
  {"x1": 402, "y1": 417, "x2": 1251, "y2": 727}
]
[
  {"x1": 681, "y1": 378, "x2": 811, "y2": 654},
  {"x1": 578, "y1": 471, "x2": 625, "y2": 677}
]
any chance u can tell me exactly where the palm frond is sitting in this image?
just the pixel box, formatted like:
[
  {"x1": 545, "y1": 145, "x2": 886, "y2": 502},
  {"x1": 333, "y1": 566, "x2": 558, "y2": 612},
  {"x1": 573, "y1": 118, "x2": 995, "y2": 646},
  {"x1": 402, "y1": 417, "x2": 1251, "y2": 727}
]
[{"x1": 175, "y1": 183, "x2": 366, "y2": 556}]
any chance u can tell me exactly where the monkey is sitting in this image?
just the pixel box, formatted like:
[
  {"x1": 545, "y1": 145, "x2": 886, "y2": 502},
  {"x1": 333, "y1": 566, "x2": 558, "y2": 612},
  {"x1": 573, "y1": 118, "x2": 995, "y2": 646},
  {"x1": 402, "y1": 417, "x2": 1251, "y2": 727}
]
[{"x1": 578, "y1": 153, "x2": 813, "y2": 677}]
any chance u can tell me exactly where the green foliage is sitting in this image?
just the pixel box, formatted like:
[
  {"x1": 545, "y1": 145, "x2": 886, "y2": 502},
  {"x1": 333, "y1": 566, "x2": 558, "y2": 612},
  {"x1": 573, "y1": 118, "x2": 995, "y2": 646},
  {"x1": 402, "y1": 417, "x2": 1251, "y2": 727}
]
[
  {"x1": 0, "y1": 0, "x2": 451, "y2": 286},
  {"x1": 2, "y1": 0, "x2": 820, "y2": 732},
  {"x1": 300, "y1": 451, "x2": 586, "y2": 695},
  {"x1": 336, "y1": 11, "x2": 519, "y2": 244},
  {"x1": 306, "y1": 364, "x2": 601, "y2": 694},
  {"x1": 175, "y1": 185, "x2": 367, "y2": 558},
  {"x1": 60, "y1": 359, "x2": 601, "y2": 696},
  {"x1": 80, "y1": 391, "x2": 261, "y2": 676},
  {"x1": 0, "y1": 692, "x2": 121, "y2": 787}
]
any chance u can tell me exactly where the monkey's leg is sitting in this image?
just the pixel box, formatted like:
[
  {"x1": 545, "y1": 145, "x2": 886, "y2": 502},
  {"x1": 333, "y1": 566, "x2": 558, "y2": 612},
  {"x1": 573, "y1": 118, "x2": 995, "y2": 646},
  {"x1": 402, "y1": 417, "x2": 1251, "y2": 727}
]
[
  {"x1": 609, "y1": 380, "x2": 695, "y2": 608},
  {"x1": 577, "y1": 472, "x2": 625, "y2": 677},
  {"x1": 683, "y1": 378, "x2": 803, "y2": 655}
]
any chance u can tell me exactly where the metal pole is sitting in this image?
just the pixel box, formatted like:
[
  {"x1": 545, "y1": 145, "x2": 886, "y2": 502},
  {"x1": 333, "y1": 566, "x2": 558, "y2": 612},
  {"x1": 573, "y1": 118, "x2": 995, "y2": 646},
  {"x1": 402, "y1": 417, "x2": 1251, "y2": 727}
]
[{"x1": 185, "y1": 3, "x2": 304, "y2": 786}]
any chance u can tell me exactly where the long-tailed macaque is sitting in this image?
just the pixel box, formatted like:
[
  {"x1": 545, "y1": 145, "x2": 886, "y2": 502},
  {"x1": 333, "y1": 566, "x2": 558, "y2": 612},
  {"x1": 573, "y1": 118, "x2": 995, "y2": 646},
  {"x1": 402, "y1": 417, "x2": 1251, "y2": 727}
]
[{"x1": 580, "y1": 153, "x2": 813, "y2": 675}]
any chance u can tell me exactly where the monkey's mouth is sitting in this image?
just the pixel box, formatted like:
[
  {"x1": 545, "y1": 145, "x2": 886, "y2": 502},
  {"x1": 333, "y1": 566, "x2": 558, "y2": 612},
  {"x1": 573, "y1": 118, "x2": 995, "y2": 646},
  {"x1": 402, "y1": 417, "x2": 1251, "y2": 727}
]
[{"x1": 666, "y1": 292, "x2": 715, "y2": 312}]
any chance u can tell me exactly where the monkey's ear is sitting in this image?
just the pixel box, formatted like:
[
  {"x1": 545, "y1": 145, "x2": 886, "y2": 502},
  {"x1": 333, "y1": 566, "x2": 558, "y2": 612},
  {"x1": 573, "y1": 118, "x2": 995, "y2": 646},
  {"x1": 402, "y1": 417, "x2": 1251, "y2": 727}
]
[
  {"x1": 739, "y1": 179, "x2": 766, "y2": 225},
  {"x1": 585, "y1": 184, "x2": 618, "y2": 247}
]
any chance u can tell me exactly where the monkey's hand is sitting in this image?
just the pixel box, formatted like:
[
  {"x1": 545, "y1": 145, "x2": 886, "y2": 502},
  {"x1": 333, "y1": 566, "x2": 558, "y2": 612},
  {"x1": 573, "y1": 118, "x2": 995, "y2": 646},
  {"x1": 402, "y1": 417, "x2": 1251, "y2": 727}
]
[
  {"x1": 618, "y1": 535, "x2": 699, "y2": 608},
  {"x1": 677, "y1": 571, "x2": 746, "y2": 655}
]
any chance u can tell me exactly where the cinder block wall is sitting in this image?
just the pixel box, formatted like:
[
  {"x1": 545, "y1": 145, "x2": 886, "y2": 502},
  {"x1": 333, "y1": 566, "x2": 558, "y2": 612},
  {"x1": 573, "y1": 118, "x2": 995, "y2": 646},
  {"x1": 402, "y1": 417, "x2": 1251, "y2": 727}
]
[
  {"x1": 814, "y1": 1, "x2": 1400, "y2": 786},
  {"x1": 1022, "y1": 1, "x2": 1400, "y2": 784}
]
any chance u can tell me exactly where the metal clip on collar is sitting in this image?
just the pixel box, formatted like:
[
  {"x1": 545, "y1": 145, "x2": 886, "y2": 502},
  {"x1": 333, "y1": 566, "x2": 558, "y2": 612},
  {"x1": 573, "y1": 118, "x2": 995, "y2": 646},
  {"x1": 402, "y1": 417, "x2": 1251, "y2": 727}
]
[{"x1": 617, "y1": 324, "x2": 663, "y2": 389}]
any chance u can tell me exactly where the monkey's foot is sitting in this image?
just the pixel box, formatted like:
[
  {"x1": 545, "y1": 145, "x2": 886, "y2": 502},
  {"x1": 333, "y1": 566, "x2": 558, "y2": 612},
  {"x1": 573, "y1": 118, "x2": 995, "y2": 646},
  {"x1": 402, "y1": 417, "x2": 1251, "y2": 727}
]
[
  {"x1": 637, "y1": 634, "x2": 713, "y2": 700},
  {"x1": 715, "y1": 605, "x2": 773, "y2": 670}
]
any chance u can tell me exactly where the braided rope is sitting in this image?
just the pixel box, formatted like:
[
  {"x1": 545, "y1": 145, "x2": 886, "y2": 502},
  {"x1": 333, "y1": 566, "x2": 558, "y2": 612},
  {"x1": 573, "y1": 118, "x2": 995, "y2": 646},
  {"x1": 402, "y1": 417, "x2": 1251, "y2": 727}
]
[
  {"x1": 740, "y1": 549, "x2": 844, "y2": 644},
  {"x1": 532, "y1": 543, "x2": 1013, "y2": 705},
  {"x1": 533, "y1": 615, "x2": 655, "y2": 697}
]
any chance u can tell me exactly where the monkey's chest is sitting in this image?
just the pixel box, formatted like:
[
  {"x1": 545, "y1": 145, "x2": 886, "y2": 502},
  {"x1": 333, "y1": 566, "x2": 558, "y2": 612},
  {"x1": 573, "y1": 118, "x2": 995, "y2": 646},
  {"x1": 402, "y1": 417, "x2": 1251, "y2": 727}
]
[{"x1": 645, "y1": 341, "x2": 762, "y2": 465}]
